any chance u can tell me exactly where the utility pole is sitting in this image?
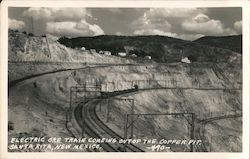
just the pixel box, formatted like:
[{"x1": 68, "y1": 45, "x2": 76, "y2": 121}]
[
  {"x1": 130, "y1": 100, "x2": 135, "y2": 138},
  {"x1": 69, "y1": 87, "x2": 73, "y2": 121},
  {"x1": 82, "y1": 105, "x2": 86, "y2": 137},
  {"x1": 123, "y1": 114, "x2": 128, "y2": 152},
  {"x1": 31, "y1": 16, "x2": 34, "y2": 35},
  {"x1": 106, "y1": 99, "x2": 110, "y2": 123},
  {"x1": 210, "y1": 136, "x2": 212, "y2": 152},
  {"x1": 190, "y1": 113, "x2": 195, "y2": 152}
]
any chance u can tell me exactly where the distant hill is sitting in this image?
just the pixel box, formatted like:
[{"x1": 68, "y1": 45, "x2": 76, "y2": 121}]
[
  {"x1": 194, "y1": 35, "x2": 242, "y2": 54},
  {"x1": 58, "y1": 35, "x2": 241, "y2": 63}
]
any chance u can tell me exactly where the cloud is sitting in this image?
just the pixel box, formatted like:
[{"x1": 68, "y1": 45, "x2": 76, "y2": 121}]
[
  {"x1": 18, "y1": 7, "x2": 240, "y2": 40},
  {"x1": 22, "y1": 7, "x2": 103, "y2": 37},
  {"x1": 234, "y1": 20, "x2": 242, "y2": 34},
  {"x1": 181, "y1": 14, "x2": 236, "y2": 36},
  {"x1": 46, "y1": 20, "x2": 104, "y2": 37},
  {"x1": 131, "y1": 8, "x2": 239, "y2": 40},
  {"x1": 134, "y1": 29, "x2": 175, "y2": 37},
  {"x1": 131, "y1": 9, "x2": 172, "y2": 33},
  {"x1": 115, "y1": 32, "x2": 124, "y2": 36},
  {"x1": 23, "y1": 7, "x2": 88, "y2": 21},
  {"x1": 131, "y1": 8, "x2": 208, "y2": 40},
  {"x1": 193, "y1": 13, "x2": 210, "y2": 23},
  {"x1": 133, "y1": 29, "x2": 204, "y2": 41},
  {"x1": 145, "y1": 8, "x2": 205, "y2": 19},
  {"x1": 177, "y1": 33, "x2": 204, "y2": 41},
  {"x1": 104, "y1": 8, "x2": 122, "y2": 13},
  {"x1": 8, "y1": 18, "x2": 25, "y2": 30}
]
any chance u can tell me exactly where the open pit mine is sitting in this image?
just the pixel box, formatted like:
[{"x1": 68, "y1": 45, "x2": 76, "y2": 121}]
[{"x1": 8, "y1": 30, "x2": 242, "y2": 152}]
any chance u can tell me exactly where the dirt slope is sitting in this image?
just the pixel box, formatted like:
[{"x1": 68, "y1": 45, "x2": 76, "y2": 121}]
[
  {"x1": 8, "y1": 63, "x2": 242, "y2": 152},
  {"x1": 8, "y1": 30, "x2": 136, "y2": 64}
]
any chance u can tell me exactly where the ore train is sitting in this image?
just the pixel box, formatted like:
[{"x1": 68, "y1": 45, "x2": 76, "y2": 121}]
[{"x1": 100, "y1": 85, "x2": 138, "y2": 98}]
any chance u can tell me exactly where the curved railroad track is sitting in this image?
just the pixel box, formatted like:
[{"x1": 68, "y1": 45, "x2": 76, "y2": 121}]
[
  {"x1": 74, "y1": 96, "x2": 144, "y2": 152},
  {"x1": 194, "y1": 113, "x2": 242, "y2": 152},
  {"x1": 9, "y1": 63, "x2": 145, "y2": 89},
  {"x1": 73, "y1": 88, "x2": 242, "y2": 152},
  {"x1": 194, "y1": 123, "x2": 208, "y2": 152},
  {"x1": 197, "y1": 113, "x2": 242, "y2": 124},
  {"x1": 88, "y1": 99, "x2": 143, "y2": 152},
  {"x1": 74, "y1": 100, "x2": 117, "y2": 152}
]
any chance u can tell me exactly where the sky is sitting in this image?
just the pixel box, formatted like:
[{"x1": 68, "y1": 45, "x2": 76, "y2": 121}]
[{"x1": 8, "y1": 7, "x2": 242, "y2": 41}]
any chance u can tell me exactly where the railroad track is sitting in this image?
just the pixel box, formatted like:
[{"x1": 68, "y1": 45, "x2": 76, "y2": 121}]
[
  {"x1": 194, "y1": 124, "x2": 208, "y2": 152},
  {"x1": 197, "y1": 113, "x2": 242, "y2": 124},
  {"x1": 88, "y1": 99, "x2": 143, "y2": 152},
  {"x1": 9, "y1": 63, "x2": 153, "y2": 89},
  {"x1": 142, "y1": 87, "x2": 241, "y2": 91},
  {"x1": 74, "y1": 89, "x2": 242, "y2": 152},
  {"x1": 74, "y1": 100, "x2": 117, "y2": 152},
  {"x1": 74, "y1": 98, "x2": 143, "y2": 152},
  {"x1": 194, "y1": 113, "x2": 242, "y2": 152}
]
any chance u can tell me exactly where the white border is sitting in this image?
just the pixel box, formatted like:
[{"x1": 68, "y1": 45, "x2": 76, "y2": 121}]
[{"x1": 1, "y1": 1, "x2": 249, "y2": 159}]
